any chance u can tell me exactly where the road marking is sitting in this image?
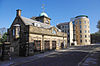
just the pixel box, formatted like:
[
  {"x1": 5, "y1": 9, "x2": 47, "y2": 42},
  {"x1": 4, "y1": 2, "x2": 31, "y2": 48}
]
[{"x1": 78, "y1": 51, "x2": 93, "y2": 66}]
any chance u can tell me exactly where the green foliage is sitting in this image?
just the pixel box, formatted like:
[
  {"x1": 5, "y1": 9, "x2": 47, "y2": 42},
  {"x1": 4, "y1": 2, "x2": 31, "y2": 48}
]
[
  {"x1": 0, "y1": 32, "x2": 7, "y2": 43},
  {"x1": 91, "y1": 32, "x2": 100, "y2": 43},
  {"x1": 97, "y1": 20, "x2": 100, "y2": 32}
]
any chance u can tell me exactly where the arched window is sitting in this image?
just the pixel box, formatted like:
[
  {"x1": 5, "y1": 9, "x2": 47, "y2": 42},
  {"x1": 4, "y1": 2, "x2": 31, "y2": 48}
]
[
  {"x1": 52, "y1": 29, "x2": 56, "y2": 34},
  {"x1": 13, "y1": 24, "x2": 20, "y2": 38}
]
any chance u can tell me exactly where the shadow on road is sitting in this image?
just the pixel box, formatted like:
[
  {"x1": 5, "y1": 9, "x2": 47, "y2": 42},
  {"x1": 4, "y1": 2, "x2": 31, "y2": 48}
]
[{"x1": 20, "y1": 51, "x2": 88, "y2": 66}]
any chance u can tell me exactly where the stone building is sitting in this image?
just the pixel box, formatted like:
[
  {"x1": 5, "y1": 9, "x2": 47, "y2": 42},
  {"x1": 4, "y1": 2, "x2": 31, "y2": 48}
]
[
  {"x1": 74, "y1": 15, "x2": 90, "y2": 45},
  {"x1": 7, "y1": 9, "x2": 67, "y2": 56},
  {"x1": 57, "y1": 15, "x2": 91, "y2": 46}
]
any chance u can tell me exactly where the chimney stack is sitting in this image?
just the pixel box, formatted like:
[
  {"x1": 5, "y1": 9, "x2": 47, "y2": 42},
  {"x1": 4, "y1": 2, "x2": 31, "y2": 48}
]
[{"x1": 16, "y1": 9, "x2": 22, "y2": 16}]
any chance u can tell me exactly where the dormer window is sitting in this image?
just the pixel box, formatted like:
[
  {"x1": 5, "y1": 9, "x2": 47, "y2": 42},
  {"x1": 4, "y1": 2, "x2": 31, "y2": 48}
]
[
  {"x1": 13, "y1": 29, "x2": 15, "y2": 36},
  {"x1": 13, "y1": 24, "x2": 20, "y2": 38}
]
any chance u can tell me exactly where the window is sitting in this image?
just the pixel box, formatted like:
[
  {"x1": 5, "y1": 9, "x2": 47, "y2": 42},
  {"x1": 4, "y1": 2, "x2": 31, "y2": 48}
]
[
  {"x1": 39, "y1": 20, "x2": 42, "y2": 22},
  {"x1": 13, "y1": 29, "x2": 15, "y2": 36},
  {"x1": 62, "y1": 30, "x2": 64, "y2": 32},
  {"x1": 80, "y1": 30, "x2": 82, "y2": 33},
  {"x1": 52, "y1": 29, "x2": 56, "y2": 34},
  {"x1": 84, "y1": 21, "x2": 86, "y2": 24},
  {"x1": 17, "y1": 27, "x2": 20, "y2": 37},
  {"x1": 79, "y1": 21, "x2": 81, "y2": 24},
  {"x1": 80, "y1": 25, "x2": 82, "y2": 29},
  {"x1": 80, "y1": 35, "x2": 82, "y2": 38},
  {"x1": 85, "y1": 35, "x2": 87, "y2": 38},
  {"x1": 80, "y1": 40, "x2": 82, "y2": 43},
  {"x1": 84, "y1": 30, "x2": 87, "y2": 33},
  {"x1": 68, "y1": 40, "x2": 70, "y2": 43},
  {"x1": 76, "y1": 21, "x2": 77, "y2": 24},
  {"x1": 65, "y1": 30, "x2": 67, "y2": 33},
  {"x1": 62, "y1": 26, "x2": 64, "y2": 28},
  {"x1": 13, "y1": 24, "x2": 20, "y2": 38},
  {"x1": 68, "y1": 35, "x2": 70, "y2": 38},
  {"x1": 84, "y1": 25, "x2": 87, "y2": 28},
  {"x1": 32, "y1": 23, "x2": 34, "y2": 26},
  {"x1": 65, "y1": 25, "x2": 67, "y2": 28},
  {"x1": 85, "y1": 39, "x2": 87, "y2": 42},
  {"x1": 68, "y1": 30, "x2": 69, "y2": 33}
]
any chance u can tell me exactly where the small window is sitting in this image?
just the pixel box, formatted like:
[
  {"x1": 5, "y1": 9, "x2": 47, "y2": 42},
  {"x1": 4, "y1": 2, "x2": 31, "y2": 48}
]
[
  {"x1": 68, "y1": 35, "x2": 70, "y2": 38},
  {"x1": 80, "y1": 35, "x2": 82, "y2": 38},
  {"x1": 76, "y1": 21, "x2": 77, "y2": 24},
  {"x1": 85, "y1": 35, "x2": 87, "y2": 38},
  {"x1": 79, "y1": 21, "x2": 81, "y2": 24},
  {"x1": 80, "y1": 40, "x2": 82, "y2": 43},
  {"x1": 62, "y1": 30, "x2": 64, "y2": 32},
  {"x1": 84, "y1": 21, "x2": 86, "y2": 24},
  {"x1": 65, "y1": 30, "x2": 66, "y2": 33},
  {"x1": 84, "y1": 30, "x2": 87, "y2": 33},
  {"x1": 13, "y1": 29, "x2": 15, "y2": 36},
  {"x1": 80, "y1": 25, "x2": 82, "y2": 29},
  {"x1": 52, "y1": 29, "x2": 56, "y2": 34},
  {"x1": 84, "y1": 25, "x2": 87, "y2": 28},
  {"x1": 62, "y1": 26, "x2": 64, "y2": 28},
  {"x1": 68, "y1": 40, "x2": 70, "y2": 43},
  {"x1": 68, "y1": 30, "x2": 69, "y2": 33},
  {"x1": 32, "y1": 23, "x2": 34, "y2": 26},
  {"x1": 17, "y1": 27, "x2": 20, "y2": 37},
  {"x1": 80, "y1": 30, "x2": 82, "y2": 33}
]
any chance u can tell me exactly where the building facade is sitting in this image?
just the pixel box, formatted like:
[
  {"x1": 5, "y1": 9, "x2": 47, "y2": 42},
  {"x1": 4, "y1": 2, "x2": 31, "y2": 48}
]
[
  {"x1": 74, "y1": 15, "x2": 90, "y2": 45},
  {"x1": 7, "y1": 9, "x2": 67, "y2": 56},
  {"x1": 57, "y1": 22, "x2": 76, "y2": 46},
  {"x1": 57, "y1": 15, "x2": 91, "y2": 46}
]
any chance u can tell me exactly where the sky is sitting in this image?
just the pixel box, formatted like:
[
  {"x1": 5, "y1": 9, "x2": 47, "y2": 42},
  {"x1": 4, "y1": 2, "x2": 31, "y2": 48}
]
[{"x1": 0, "y1": 0, "x2": 100, "y2": 33}]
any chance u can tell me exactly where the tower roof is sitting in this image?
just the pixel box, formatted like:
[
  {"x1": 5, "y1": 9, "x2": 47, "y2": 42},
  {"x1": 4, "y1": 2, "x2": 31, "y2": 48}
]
[
  {"x1": 39, "y1": 12, "x2": 48, "y2": 17},
  {"x1": 75, "y1": 15, "x2": 88, "y2": 18}
]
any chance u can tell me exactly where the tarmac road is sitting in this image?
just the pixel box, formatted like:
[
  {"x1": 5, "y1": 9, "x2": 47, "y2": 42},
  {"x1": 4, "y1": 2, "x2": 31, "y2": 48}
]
[{"x1": 18, "y1": 51, "x2": 88, "y2": 66}]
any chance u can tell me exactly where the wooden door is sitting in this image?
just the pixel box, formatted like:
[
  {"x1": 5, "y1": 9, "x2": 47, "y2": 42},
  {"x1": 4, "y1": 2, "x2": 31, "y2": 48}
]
[
  {"x1": 52, "y1": 41, "x2": 56, "y2": 50},
  {"x1": 44, "y1": 41, "x2": 50, "y2": 50}
]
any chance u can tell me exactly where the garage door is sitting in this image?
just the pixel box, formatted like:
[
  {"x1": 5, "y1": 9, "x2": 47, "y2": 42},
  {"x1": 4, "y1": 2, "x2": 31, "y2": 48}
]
[
  {"x1": 52, "y1": 41, "x2": 56, "y2": 50},
  {"x1": 34, "y1": 40, "x2": 41, "y2": 51},
  {"x1": 44, "y1": 41, "x2": 50, "y2": 50}
]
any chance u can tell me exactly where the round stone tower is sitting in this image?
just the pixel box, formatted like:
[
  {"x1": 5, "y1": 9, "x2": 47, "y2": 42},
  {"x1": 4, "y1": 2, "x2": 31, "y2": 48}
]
[{"x1": 74, "y1": 15, "x2": 90, "y2": 45}]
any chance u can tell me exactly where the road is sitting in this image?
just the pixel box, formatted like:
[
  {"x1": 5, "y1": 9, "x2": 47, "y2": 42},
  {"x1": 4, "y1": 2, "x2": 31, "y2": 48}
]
[
  {"x1": 18, "y1": 51, "x2": 88, "y2": 66},
  {"x1": 16, "y1": 45, "x2": 100, "y2": 66}
]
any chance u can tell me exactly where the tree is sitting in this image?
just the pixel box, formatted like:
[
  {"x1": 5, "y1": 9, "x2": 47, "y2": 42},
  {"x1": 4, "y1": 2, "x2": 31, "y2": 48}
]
[
  {"x1": 1, "y1": 32, "x2": 7, "y2": 42},
  {"x1": 97, "y1": 20, "x2": 100, "y2": 32},
  {"x1": 91, "y1": 32, "x2": 100, "y2": 43}
]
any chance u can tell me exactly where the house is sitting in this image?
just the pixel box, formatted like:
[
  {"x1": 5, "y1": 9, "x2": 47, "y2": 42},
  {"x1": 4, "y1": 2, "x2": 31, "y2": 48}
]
[{"x1": 7, "y1": 9, "x2": 67, "y2": 56}]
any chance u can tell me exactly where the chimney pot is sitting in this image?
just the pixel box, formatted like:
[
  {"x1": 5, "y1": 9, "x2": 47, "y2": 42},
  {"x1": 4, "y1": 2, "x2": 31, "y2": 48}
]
[{"x1": 16, "y1": 9, "x2": 22, "y2": 16}]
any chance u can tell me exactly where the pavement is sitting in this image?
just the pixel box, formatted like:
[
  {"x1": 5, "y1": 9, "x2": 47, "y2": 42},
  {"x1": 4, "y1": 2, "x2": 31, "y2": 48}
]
[
  {"x1": 0, "y1": 45, "x2": 100, "y2": 66},
  {"x1": 0, "y1": 50, "x2": 57, "y2": 66},
  {"x1": 78, "y1": 47, "x2": 100, "y2": 66}
]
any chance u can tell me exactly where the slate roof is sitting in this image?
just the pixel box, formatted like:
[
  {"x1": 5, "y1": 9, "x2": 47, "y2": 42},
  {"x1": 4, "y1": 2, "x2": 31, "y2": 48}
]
[
  {"x1": 20, "y1": 16, "x2": 52, "y2": 29},
  {"x1": 57, "y1": 22, "x2": 69, "y2": 26}
]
